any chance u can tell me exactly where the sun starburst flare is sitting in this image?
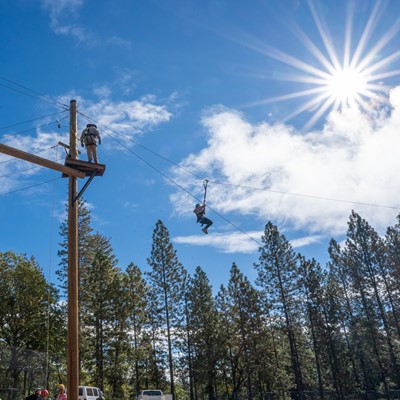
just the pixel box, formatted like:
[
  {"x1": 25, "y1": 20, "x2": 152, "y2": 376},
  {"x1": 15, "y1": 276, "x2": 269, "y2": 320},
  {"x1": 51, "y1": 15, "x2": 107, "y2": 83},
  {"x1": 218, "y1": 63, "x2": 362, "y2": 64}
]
[{"x1": 244, "y1": 0, "x2": 400, "y2": 130}]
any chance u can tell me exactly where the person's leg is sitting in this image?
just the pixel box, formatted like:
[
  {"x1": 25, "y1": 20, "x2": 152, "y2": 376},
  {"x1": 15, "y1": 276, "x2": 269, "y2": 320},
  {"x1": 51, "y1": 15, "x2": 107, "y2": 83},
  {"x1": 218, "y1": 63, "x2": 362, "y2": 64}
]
[
  {"x1": 92, "y1": 145, "x2": 99, "y2": 163},
  {"x1": 201, "y1": 217, "x2": 213, "y2": 234},
  {"x1": 86, "y1": 146, "x2": 93, "y2": 162}
]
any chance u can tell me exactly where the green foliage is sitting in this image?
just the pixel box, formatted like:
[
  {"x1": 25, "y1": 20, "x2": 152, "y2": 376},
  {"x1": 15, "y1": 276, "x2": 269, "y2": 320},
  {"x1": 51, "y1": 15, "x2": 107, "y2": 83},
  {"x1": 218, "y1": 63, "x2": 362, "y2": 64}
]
[{"x1": 4, "y1": 210, "x2": 400, "y2": 400}]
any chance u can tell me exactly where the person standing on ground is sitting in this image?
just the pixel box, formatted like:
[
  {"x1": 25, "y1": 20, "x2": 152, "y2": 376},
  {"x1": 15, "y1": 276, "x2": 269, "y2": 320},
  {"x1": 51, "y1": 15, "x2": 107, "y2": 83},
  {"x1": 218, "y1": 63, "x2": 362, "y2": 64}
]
[
  {"x1": 80, "y1": 123, "x2": 101, "y2": 163},
  {"x1": 25, "y1": 388, "x2": 41, "y2": 400},
  {"x1": 41, "y1": 389, "x2": 51, "y2": 400},
  {"x1": 56, "y1": 384, "x2": 67, "y2": 400}
]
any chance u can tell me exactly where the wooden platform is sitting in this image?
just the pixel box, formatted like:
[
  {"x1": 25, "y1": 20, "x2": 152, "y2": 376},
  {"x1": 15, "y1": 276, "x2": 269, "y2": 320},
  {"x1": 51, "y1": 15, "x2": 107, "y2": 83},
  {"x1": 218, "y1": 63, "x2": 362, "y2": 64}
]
[{"x1": 62, "y1": 158, "x2": 106, "y2": 178}]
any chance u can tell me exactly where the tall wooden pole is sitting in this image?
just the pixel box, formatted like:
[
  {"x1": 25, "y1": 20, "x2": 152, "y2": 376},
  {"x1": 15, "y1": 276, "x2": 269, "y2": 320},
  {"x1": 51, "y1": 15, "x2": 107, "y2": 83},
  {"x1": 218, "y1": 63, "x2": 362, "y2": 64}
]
[{"x1": 67, "y1": 99, "x2": 79, "y2": 400}]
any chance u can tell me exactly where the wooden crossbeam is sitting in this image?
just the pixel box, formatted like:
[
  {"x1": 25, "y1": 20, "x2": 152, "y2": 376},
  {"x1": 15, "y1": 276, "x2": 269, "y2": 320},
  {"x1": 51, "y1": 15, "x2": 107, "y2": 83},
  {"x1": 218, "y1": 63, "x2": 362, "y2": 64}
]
[{"x1": 0, "y1": 143, "x2": 86, "y2": 179}]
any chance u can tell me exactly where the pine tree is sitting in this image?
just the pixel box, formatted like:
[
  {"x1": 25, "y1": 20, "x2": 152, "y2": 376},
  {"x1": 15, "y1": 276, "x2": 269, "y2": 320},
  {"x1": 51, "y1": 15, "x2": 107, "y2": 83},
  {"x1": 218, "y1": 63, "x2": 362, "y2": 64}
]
[
  {"x1": 56, "y1": 198, "x2": 94, "y2": 295},
  {"x1": 344, "y1": 211, "x2": 399, "y2": 393},
  {"x1": 124, "y1": 262, "x2": 151, "y2": 396},
  {"x1": 216, "y1": 263, "x2": 267, "y2": 399},
  {"x1": 255, "y1": 222, "x2": 305, "y2": 397},
  {"x1": 146, "y1": 220, "x2": 186, "y2": 400},
  {"x1": 80, "y1": 248, "x2": 118, "y2": 387},
  {"x1": 188, "y1": 266, "x2": 221, "y2": 400},
  {"x1": 384, "y1": 215, "x2": 400, "y2": 337},
  {"x1": 328, "y1": 238, "x2": 364, "y2": 392}
]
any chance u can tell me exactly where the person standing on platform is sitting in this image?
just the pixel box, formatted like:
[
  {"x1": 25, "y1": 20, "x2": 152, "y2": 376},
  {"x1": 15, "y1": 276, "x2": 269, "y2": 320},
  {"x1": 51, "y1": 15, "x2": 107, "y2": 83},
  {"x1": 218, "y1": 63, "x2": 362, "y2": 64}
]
[{"x1": 80, "y1": 123, "x2": 101, "y2": 163}]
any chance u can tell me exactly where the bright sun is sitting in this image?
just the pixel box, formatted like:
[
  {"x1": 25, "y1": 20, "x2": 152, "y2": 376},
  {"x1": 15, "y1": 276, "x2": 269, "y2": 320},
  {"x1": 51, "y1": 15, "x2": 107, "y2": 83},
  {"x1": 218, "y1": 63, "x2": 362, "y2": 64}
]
[
  {"x1": 248, "y1": 1, "x2": 400, "y2": 130},
  {"x1": 325, "y1": 67, "x2": 367, "y2": 107}
]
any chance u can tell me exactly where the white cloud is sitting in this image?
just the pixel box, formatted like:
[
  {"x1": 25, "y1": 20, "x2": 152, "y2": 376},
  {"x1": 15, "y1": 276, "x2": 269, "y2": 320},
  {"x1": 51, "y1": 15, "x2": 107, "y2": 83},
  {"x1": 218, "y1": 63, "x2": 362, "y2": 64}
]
[
  {"x1": 0, "y1": 93, "x2": 173, "y2": 193},
  {"x1": 171, "y1": 88, "x2": 400, "y2": 238},
  {"x1": 173, "y1": 231, "x2": 262, "y2": 254},
  {"x1": 106, "y1": 36, "x2": 132, "y2": 49},
  {"x1": 173, "y1": 231, "x2": 327, "y2": 254},
  {"x1": 290, "y1": 234, "x2": 326, "y2": 248},
  {"x1": 41, "y1": 0, "x2": 131, "y2": 47},
  {"x1": 77, "y1": 97, "x2": 172, "y2": 139},
  {"x1": 41, "y1": 0, "x2": 90, "y2": 42}
]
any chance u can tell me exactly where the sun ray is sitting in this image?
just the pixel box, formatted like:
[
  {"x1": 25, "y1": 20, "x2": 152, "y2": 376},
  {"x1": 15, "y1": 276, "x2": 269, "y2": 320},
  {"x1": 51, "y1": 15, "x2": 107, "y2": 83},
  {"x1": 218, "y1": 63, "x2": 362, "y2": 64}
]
[
  {"x1": 368, "y1": 69, "x2": 400, "y2": 81},
  {"x1": 303, "y1": 96, "x2": 336, "y2": 131},
  {"x1": 282, "y1": 91, "x2": 332, "y2": 123},
  {"x1": 307, "y1": 0, "x2": 341, "y2": 71},
  {"x1": 362, "y1": 50, "x2": 400, "y2": 76},
  {"x1": 349, "y1": 0, "x2": 384, "y2": 70},
  {"x1": 244, "y1": 86, "x2": 328, "y2": 108},
  {"x1": 356, "y1": 22, "x2": 400, "y2": 73},
  {"x1": 292, "y1": 25, "x2": 336, "y2": 75},
  {"x1": 343, "y1": 1, "x2": 357, "y2": 70}
]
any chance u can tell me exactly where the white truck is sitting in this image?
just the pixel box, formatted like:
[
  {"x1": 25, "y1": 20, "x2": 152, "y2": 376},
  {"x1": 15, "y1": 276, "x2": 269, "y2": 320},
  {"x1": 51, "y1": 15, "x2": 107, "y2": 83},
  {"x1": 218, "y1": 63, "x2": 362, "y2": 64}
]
[{"x1": 138, "y1": 389, "x2": 172, "y2": 400}]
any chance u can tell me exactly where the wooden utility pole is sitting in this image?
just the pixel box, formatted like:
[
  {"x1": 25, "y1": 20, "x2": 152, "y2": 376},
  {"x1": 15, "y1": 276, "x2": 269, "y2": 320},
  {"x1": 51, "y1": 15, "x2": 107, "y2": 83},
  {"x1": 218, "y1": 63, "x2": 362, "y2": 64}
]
[
  {"x1": 0, "y1": 100, "x2": 105, "y2": 400},
  {"x1": 67, "y1": 99, "x2": 79, "y2": 400}
]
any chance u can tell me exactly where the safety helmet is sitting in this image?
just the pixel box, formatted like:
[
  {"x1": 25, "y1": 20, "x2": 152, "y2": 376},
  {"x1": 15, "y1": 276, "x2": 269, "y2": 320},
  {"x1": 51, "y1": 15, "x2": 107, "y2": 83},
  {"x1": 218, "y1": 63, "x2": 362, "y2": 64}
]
[
  {"x1": 35, "y1": 388, "x2": 42, "y2": 394},
  {"x1": 41, "y1": 389, "x2": 49, "y2": 397},
  {"x1": 195, "y1": 203, "x2": 200, "y2": 207},
  {"x1": 87, "y1": 123, "x2": 97, "y2": 128},
  {"x1": 57, "y1": 384, "x2": 65, "y2": 390}
]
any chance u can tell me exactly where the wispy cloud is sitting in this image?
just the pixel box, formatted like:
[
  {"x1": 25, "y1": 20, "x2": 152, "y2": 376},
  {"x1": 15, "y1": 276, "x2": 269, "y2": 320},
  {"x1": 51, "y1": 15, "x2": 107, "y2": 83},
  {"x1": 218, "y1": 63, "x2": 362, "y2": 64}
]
[
  {"x1": 173, "y1": 230, "x2": 327, "y2": 254},
  {"x1": 77, "y1": 97, "x2": 172, "y2": 138},
  {"x1": 41, "y1": 0, "x2": 130, "y2": 47},
  {"x1": 173, "y1": 231, "x2": 262, "y2": 254},
  {"x1": 41, "y1": 0, "x2": 91, "y2": 42},
  {"x1": 0, "y1": 91, "x2": 174, "y2": 193},
  {"x1": 170, "y1": 87, "x2": 400, "y2": 237}
]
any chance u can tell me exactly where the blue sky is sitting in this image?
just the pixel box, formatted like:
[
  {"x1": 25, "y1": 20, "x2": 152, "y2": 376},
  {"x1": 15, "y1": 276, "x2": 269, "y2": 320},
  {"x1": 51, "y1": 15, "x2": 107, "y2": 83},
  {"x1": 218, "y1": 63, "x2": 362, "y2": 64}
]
[{"x1": 1, "y1": 0, "x2": 400, "y2": 290}]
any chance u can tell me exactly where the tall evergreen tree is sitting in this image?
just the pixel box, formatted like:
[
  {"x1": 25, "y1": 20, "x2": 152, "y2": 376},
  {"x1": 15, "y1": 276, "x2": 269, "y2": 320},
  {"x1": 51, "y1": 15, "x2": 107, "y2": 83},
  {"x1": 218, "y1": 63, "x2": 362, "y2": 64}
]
[
  {"x1": 188, "y1": 267, "x2": 221, "y2": 400},
  {"x1": 343, "y1": 211, "x2": 399, "y2": 393},
  {"x1": 124, "y1": 262, "x2": 151, "y2": 396},
  {"x1": 147, "y1": 220, "x2": 186, "y2": 400},
  {"x1": 255, "y1": 222, "x2": 305, "y2": 397},
  {"x1": 57, "y1": 198, "x2": 94, "y2": 294},
  {"x1": 80, "y1": 247, "x2": 119, "y2": 387},
  {"x1": 384, "y1": 214, "x2": 400, "y2": 337},
  {"x1": 216, "y1": 263, "x2": 266, "y2": 399}
]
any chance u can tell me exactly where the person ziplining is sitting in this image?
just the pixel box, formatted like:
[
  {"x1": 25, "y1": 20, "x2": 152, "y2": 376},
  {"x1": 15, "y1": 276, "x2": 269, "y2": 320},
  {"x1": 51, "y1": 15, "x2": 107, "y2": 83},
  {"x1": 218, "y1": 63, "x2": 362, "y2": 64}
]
[{"x1": 193, "y1": 179, "x2": 213, "y2": 234}]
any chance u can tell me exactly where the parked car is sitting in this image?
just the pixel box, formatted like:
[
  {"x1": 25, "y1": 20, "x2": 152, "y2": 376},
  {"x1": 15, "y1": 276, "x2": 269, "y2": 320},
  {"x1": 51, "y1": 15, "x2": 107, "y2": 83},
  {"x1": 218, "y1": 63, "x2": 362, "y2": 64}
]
[
  {"x1": 78, "y1": 386, "x2": 104, "y2": 400},
  {"x1": 138, "y1": 390, "x2": 172, "y2": 400}
]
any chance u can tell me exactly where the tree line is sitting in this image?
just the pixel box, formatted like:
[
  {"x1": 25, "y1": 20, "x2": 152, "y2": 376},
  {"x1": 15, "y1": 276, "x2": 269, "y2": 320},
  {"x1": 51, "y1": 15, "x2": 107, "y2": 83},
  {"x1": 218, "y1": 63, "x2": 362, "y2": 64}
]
[{"x1": 1, "y1": 200, "x2": 400, "y2": 400}]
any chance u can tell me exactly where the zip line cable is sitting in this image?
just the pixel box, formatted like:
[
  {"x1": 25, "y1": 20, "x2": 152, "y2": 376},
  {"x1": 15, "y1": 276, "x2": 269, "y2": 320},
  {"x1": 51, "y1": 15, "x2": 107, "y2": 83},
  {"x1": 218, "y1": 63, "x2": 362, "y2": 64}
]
[
  {"x1": 0, "y1": 75, "x2": 69, "y2": 109},
  {"x1": 2, "y1": 120, "x2": 66, "y2": 137},
  {"x1": 77, "y1": 111, "x2": 205, "y2": 181},
  {"x1": 0, "y1": 74, "x2": 396, "y2": 210},
  {"x1": 0, "y1": 178, "x2": 62, "y2": 197},
  {"x1": 210, "y1": 181, "x2": 400, "y2": 211},
  {"x1": 0, "y1": 111, "x2": 68, "y2": 132},
  {"x1": 78, "y1": 112, "x2": 400, "y2": 211},
  {"x1": 201, "y1": 202, "x2": 264, "y2": 247},
  {"x1": 79, "y1": 112, "x2": 202, "y2": 201},
  {"x1": 76, "y1": 113, "x2": 265, "y2": 246},
  {"x1": 0, "y1": 164, "x2": 42, "y2": 178}
]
